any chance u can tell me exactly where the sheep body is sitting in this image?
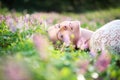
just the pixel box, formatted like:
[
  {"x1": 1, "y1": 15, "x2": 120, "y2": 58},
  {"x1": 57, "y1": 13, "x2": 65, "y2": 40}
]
[{"x1": 90, "y1": 20, "x2": 120, "y2": 54}]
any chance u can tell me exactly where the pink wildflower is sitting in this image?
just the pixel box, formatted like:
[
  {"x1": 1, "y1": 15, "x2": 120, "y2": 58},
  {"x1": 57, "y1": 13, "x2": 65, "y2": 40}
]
[
  {"x1": 3, "y1": 58, "x2": 31, "y2": 80},
  {"x1": 95, "y1": 50, "x2": 111, "y2": 72},
  {"x1": 76, "y1": 59, "x2": 89, "y2": 74},
  {"x1": 33, "y1": 34, "x2": 49, "y2": 61}
]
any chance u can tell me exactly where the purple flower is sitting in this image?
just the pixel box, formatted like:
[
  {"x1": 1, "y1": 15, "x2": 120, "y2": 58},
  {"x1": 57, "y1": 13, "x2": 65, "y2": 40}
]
[
  {"x1": 33, "y1": 34, "x2": 49, "y2": 61},
  {"x1": 2, "y1": 58, "x2": 31, "y2": 80},
  {"x1": 76, "y1": 60, "x2": 89, "y2": 74},
  {"x1": 95, "y1": 50, "x2": 111, "y2": 72},
  {"x1": 5, "y1": 16, "x2": 17, "y2": 32}
]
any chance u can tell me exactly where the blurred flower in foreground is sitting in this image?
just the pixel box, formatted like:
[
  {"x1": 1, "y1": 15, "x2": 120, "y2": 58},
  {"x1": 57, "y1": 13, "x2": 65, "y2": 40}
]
[
  {"x1": 95, "y1": 50, "x2": 111, "y2": 72},
  {"x1": 0, "y1": 57, "x2": 31, "y2": 80},
  {"x1": 77, "y1": 73, "x2": 86, "y2": 80},
  {"x1": 89, "y1": 49, "x2": 97, "y2": 57},
  {"x1": 91, "y1": 72, "x2": 99, "y2": 79},
  {"x1": 76, "y1": 59, "x2": 89, "y2": 74},
  {"x1": 33, "y1": 34, "x2": 49, "y2": 61}
]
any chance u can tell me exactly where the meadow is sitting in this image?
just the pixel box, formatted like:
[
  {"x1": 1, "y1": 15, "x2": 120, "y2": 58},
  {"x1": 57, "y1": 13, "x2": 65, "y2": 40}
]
[{"x1": 0, "y1": 7, "x2": 120, "y2": 80}]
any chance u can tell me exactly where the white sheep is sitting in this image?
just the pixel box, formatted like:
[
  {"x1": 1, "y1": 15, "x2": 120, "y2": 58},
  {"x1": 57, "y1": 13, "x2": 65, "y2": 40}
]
[{"x1": 90, "y1": 20, "x2": 120, "y2": 54}]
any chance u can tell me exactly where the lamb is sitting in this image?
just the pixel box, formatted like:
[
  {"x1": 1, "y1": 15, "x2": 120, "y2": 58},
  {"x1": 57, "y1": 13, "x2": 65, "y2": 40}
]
[
  {"x1": 48, "y1": 20, "x2": 120, "y2": 54},
  {"x1": 47, "y1": 21, "x2": 94, "y2": 50},
  {"x1": 90, "y1": 20, "x2": 120, "y2": 54},
  {"x1": 57, "y1": 21, "x2": 81, "y2": 47}
]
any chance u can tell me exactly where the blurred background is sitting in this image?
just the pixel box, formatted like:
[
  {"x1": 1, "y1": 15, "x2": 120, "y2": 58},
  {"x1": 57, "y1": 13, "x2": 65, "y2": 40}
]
[
  {"x1": 1, "y1": 0, "x2": 120, "y2": 13},
  {"x1": 0, "y1": 0, "x2": 120, "y2": 80}
]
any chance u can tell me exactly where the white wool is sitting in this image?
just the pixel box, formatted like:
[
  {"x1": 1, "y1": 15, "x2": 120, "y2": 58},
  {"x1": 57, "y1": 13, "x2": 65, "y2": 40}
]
[{"x1": 90, "y1": 20, "x2": 120, "y2": 54}]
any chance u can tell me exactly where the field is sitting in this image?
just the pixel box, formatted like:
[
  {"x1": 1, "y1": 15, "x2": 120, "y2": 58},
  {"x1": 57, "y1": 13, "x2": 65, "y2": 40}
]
[{"x1": 0, "y1": 7, "x2": 120, "y2": 80}]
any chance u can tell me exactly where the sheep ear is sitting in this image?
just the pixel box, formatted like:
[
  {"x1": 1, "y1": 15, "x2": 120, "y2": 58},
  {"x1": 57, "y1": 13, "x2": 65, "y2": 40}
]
[
  {"x1": 74, "y1": 21, "x2": 81, "y2": 27},
  {"x1": 55, "y1": 24, "x2": 61, "y2": 28},
  {"x1": 69, "y1": 22, "x2": 73, "y2": 30},
  {"x1": 75, "y1": 21, "x2": 81, "y2": 31},
  {"x1": 58, "y1": 24, "x2": 60, "y2": 28},
  {"x1": 75, "y1": 21, "x2": 81, "y2": 36},
  {"x1": 69, "y1": 21, "x2": 80, "y2": 31}
]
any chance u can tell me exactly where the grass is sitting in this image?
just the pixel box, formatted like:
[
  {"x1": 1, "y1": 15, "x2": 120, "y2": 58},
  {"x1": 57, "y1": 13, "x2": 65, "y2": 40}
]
[{"x1": 0, "y1": 7, "x2": 120, "y2": 80}]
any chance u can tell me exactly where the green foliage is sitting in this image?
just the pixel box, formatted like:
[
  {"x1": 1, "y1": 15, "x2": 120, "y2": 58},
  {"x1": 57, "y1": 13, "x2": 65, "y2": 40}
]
[
  {"x1": 0, "y1": 21, "x2": 45, "y2": 55},
  {"x1": 0, "y1": 9, "x2": 120, "y2": 80},
  {"x1": 0, "y1": 21, "x2": 19, "y2": 50}
]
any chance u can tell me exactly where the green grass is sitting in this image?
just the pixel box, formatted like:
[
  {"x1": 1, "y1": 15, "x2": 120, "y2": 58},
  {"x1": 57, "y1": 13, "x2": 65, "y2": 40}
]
[{"x1": 0, "y1": 7, "x2": 120, "y2": 80}]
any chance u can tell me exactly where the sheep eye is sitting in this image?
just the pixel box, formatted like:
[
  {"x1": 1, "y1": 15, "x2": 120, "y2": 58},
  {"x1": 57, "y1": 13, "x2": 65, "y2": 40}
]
[
  {"x1": 69, "y1": 23, "x2": 73, "y2": 30},
  {"x1": 64, "y1": 26, "x2": 67, "y2": 30},
  {"x1": 58, "y1": 24, "x2": 60, "y2": 28},
  {"x1": 64, "y1": 26, "x2": 67, "y2": 28},
  {"x1": 60, "y1": 35, "x2": 63, "y2": 38},
  {"x1": 71, "y1": 27, "x2": 73, "y2": 30}
]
